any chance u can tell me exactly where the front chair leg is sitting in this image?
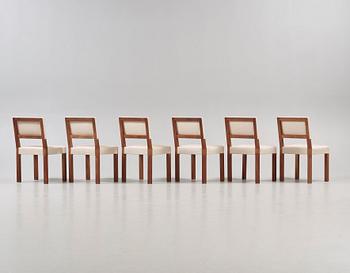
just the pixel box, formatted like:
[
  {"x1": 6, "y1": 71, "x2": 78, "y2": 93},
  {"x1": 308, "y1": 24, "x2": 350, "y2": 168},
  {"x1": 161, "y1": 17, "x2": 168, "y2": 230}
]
[
  {"x1": 242, "y1": 154, "x2": 247, "y2": 180},
  {"x1": 62, "y1": 153, "x2": 67, "y2": 182},
  {"x1": 85, "y1": 155, "x2": 91, "y2": 181},
  {"x1": 324, "y1": 153, "x2": 329, "y2": 182},
  {"x1": 191, "y1": 154, "x2": 196, "y2": 181},
  {"x1": 16, "y1": 153, "x2": 22, "y2": 183},
  {"x1": 295, "y1": 154, "x2": 300, "y2": 181},
  {"x1": 166, "y1": 153, "x2": 171, "y2": 182},
  {"x1": 113, "y1": 154, "x2": 118, "y2": 183},
  {"x1": 139, "y1": 155, "x2": 144, "y2": 181},
  {"x1": 272, "y1": 153, "x2": 277, "y2": 182},
  {"x1": 255, "y1": 154, "x2": 260, "y2": 184},
  {"x1": 34, "y1": 155, "x2": 39, "y2": 181},
  {"x1": 219, "y1": 153, "x2": 224, "y2": 182},
  {"x1": 147, "y1": 155, "x2": 152, "y2": 184},
  {"x1": 202, "y1": 154, "x2": 207, "y2": 184}
]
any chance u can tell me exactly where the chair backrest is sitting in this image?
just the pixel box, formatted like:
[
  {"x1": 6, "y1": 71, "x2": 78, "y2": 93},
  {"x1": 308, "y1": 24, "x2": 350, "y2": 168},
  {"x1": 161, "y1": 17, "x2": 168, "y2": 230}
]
[
  {"x1": 13, "y1": 117, "x2": 45, "y2": 147},
  {"x1": 172, "y1": 117, "x2": 204, "y2": 146},
  {"x1": 225, "y1": 117, "x2": 257, "y2": 140},
  {"x1": 119, "y1": 117, "x2": 150, "y2": 146},
  {"x1": 277, "y1": 117, "x2": 310, "y2": 140},
  {"x1": 65, "y1": 117, "x2": 97, "y2": 147}
]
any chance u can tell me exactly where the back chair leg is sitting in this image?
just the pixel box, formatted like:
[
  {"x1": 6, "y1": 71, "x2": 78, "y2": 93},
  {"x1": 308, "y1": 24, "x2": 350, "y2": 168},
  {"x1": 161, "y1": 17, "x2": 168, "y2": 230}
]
[
  {"x1": 16, "y1": 153, "x2": 22, "y2": 183},
  {"x1": 62, "y1": 153, "x2": 67, "y2": 182},
  {"x1": 166, "y1": 153, "x2": 171, "y2": 182},
  {"x1": 295, "y1": 154, "x2": 300, "y2": 181},
  {"x1": 191, "y1": 154, "x2": 196, "y2": 181},
  {"x1": 227, "y1": 153, "x2": 232, "y2": 182},
  {"x1": 324, "y1": 153, "x2": 329, "y2": 182},
  {"x1": 147, "y1": 155, "x2": 152, "y2": 184},
  {"x1": 220, "y1": 153, "x2": 224, "y2": 182},
  {"x1": 280, "y1": 153, "x2": 285, "y2": 182},
  {"x1": 34, "y1": 155, "x2": 39, "y2": 181},
  {"x1": 69, "y1": 154, "x2": 74, "y2": 182},
  {"x1": 43, "y1": 154, "x2": 49, "y2": 184},
  {"x1": 242, "y1": 154, "x2": 247, "y2": 180},
  {"x1": 272, "y1": 153, "x2": 277, "y2": 182},
  {"x1": 139, "y1": 155, "x2": 144, "y2": 181},
  {"x1": 95, "y1": 154, "x2": 100, "y2": 184},
  {"x1": 255, "y1": 154, "x2": 260, "y2": 184},
  {"x1": 113, "y1": 154, "x2": 118, "y2": 182},
  {"x1": 85, "y1": 155, "x2": 91, "y2": 181},
  {"x1": 122, "y1": 154, "x2": 127, "y2": 183},
  {"x1": 175, "y1": 153, "x2": 180, "y2": 182},
  {"x1": 307, "y1": 154, "x2": 312, "y2": 184},
  {"x1": 202, "y1": 155, "x2": 207, "y2": 184}
]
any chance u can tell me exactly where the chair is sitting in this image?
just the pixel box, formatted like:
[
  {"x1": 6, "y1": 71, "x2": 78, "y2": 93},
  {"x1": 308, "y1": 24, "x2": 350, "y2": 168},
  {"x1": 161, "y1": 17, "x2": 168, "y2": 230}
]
[
  {"x1": 65, "y1": 117, "x2": 118, "y2": 184},
  {"x1": 119, "y1": 117, "x2": 171, "y2": 184},
  {"x1": 13, "y1": 117, "x2": 67, "y2": 184},
  {"x1": 225, "y1": 117, "x2": 276, "y2": 183},
  {"x1": 172, "y1": 117, "x2": 224, "y2": 183},
  {"x1": 277, "y1": 117, "x2": 329, "y2": 183}
]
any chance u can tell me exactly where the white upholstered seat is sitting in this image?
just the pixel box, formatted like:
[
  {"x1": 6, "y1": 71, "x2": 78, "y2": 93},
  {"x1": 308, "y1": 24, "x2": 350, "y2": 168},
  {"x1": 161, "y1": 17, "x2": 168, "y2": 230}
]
[
  {"x1": 18, "y1": 145, "x2": 66, "y2": 155},
  {"x1": 230, "y1": 145, "x2": 276, "y2": 155},
  {"x1": 177, "y1": 144, "x2": 224, "y2": 155},
  {"x1": 282, "y1": 144, "x2": 329, "y2": 155},
  {"x1": 71, "y1": 145, "x2": 118, "y2": 155},
  {"x1": 124, "y1": 145, "x2": 170, "y2": 155}
]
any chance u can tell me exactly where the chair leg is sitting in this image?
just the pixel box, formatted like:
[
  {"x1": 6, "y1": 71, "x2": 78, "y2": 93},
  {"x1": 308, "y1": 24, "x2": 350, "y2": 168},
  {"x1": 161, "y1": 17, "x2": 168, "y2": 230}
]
[
  {"x1": 175, "y1": 153, "x2": 180, "y2": 182},
  {"x1": 16, "y1": 153, "x2": 22, "y2": 183},
  {"x1": 227, "y1": 153, "x2": 232, "y2": 182},
  {"x1": 113, "y1": 154, "x2": 118, "y2": 182},
  {"x1": 220, "y1": 153, "x2": 224, "y2": 182},
  {"x1": 69, "y1": 154, "x2": 74, "y2": 183},
  {"x1": 255, "y1": 154, "x2": 260, "y2": 184},
  {"x1": 202, "y1": 154, "x2": 207, "y2": 184},
  {"x1": 122, "y1": 154, "x2": 126, "y2": 183},
  {"x1": 242, "y1": 154, "x2": 247, "y2": 180},
  {"x1": 139, "y1": 155, "x2": 144, "y2": 181},
  {"x1": 191, "y1": 154, "x2": 196, "y2": 181},
  {"x1": 324, "y1": 153, "x2": 329, "y2": 182},
  {"x1": 34, "y1": 155, "x2": 39, "y2": 181},
  {"x1": 43, "y1": 154, "x2": 49, "y2": 184},
  {"x1": 166, "y1": 153, "x2": 171, "y2": 182},
  {"x1": 307, "y1": 154, "x2": 312, "y2": 184},
  {"x1": 280, "y1": 153, "x2": 284, "y2": 182},
  {"x1": 95, "y1": 154, "x2": 100, "y2": 184},
  {"x1": 295, "y1": 154, "x2": 300, "y2": 181},
  {"x1": 272, "y1": 153, "x2": 277, "y2": 182},
  {"x1": 62, "y1": 153, "x2": 67, "y2": 182},
  {"x1": 85, "y1": 155, "x2": 90, "y2": 181},
  {"x1": 147, "y1": 155, "x2": 152, "y2": 184}
]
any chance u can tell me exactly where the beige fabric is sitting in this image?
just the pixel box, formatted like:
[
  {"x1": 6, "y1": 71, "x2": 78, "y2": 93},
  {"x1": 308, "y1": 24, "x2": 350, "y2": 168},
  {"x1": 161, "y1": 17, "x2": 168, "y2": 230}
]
[
  {"x1": 70, "y1": 145, "x2": 118, "y2": 155},
  {"x1": 177, "y1": 122, "x2": 201, "y2": 136},
  {"x1": 124, "y1": 122, "x2": 147, "y2": 136},
  {"x1": 70, "y1": 121, "x2": 94, "y2": 136},
  {"x1": 229, "y1": 145, "x2": 276, "y2": 155},
  {"x1": 177, "y1": 144, "x2": 224, "y2": 155},
  {"x1": 282, "y1": 144, "x2": 329, "y2": 155},
  {"x1": 229, "y1": 121, "x2": 254, "y2": 136},
  {"x1": 18, "y1": 146, "x2": 66, "y2": 155},
  {"x1": 124, "y1": 145, "x2": 170, "y2": 155},
  {"x1": 18, "y1": 121, "x2": 42, "y2": 136},
  {"x1": 281, "y1": 121, "x2": 307, "y2": 135}
]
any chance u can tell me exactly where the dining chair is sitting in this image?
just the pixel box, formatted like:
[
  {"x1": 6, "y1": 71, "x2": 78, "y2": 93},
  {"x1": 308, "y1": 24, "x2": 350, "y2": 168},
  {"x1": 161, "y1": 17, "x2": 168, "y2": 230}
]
[
  {"x1": 277, "y1": 117, "x2": 329, "y2": 183},
  {"x1": 65, "y1": 117, "x2": 118, "y2": 184},
  {"x1": 119, "y1": 117, "x2": 171, "y2": 184},
  {"x1": 225, "y1": 117, "x2": 276, "y2": 183},
  {"x1": 172, "y1": 117, "x2": 224, "y2": 183},
  {"x1": 13, "y1": 117, "x2": 67, "y2": 184}
]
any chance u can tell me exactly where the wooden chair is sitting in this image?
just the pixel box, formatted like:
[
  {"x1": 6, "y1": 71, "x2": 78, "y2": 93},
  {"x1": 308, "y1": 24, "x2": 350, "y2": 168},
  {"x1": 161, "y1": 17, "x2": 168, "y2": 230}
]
[
  {"x1": 172, "y1": 117, "x2": 224, "y2": 183},
  {"x1": 65, "y1": 117, "x2": 118, "y2": 184},
  {"x1": 13, "y1": 117, "x2": 67, "y2": 184},
  {"x1": 119, "y1": 117, "x2": 171, "y2": 184},
  {"x1": 277, "y1": 117, "x2": 330, "y2": 183},
  {"x1": 225, "y1": 117, "x2": 276, "y2": 183}
]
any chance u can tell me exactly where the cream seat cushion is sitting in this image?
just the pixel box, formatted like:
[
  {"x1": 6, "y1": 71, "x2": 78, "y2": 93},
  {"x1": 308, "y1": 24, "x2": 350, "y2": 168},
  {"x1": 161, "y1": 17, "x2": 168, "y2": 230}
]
[
  {"x1": 19, "y1": 146, "x2": 66, "y2": 155},
  {"x1": 71, "y1": 145, "x2": 118, "y2": 155},
  {"x1": 124, "y1": 145, "x2": 170, "y2": 155},
  {"x1": 177, "y1": 145, "x2": 224, "y2": 155},
  {"x1": 282, "y1": 144, "x2": 329, "y2": 155},
  {"x1": 230, "y1": 145, "x2": 276, "y2": 155}
]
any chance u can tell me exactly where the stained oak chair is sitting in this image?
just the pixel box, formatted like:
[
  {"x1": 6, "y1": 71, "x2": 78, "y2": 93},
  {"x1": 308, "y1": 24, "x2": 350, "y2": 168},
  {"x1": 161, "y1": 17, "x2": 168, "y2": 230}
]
[
  {"x1": 13, "y1": 117, "x2": 67, "y2": 184},
  {"x1": 277, "y1": 117, "x2": 329, "y2": 183},
  {"x1": 65, "y1": 117, "x2": 118, "y2": 184},
  {"x1": 172, "y1": 117, "x2": 224, "y2": 183},
  {"x1": 119, "y1": 117, "x2": 171, "y2": 184},
  {"x1": 225, "y1": 117, "x2": 276, "y2": 183}
]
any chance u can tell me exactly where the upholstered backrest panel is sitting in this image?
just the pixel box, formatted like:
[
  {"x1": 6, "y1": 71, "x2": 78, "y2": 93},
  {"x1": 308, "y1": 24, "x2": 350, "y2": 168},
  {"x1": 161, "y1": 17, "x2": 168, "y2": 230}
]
[
  {"x1": 70, "y1": 121, "x2": 94, "y2": 137},
  {"x1": 229, "y1": 121, "x2": 254, "y2": 136},
  {"x1": 281, "y1": 121, "x2": 307, "y2": 135},
  {"x1": 124, "y1": 121, "x2": 147, "y2": 136},
  {"x1": 17, "y1": 121, "x2": 42, "y2": 137},
  {"x1": 177, "y1": 121, "x2": 201, "y2": 136}
]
